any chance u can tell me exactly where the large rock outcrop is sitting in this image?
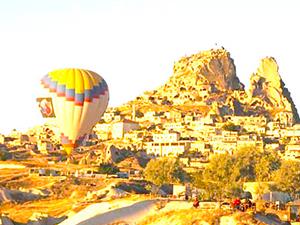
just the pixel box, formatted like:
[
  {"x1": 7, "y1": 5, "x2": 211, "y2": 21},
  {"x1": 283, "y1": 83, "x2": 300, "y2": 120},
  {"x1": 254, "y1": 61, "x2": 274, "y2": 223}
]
[
  {"x1": 143, "y1": 48, "x2": 244, "y2": 106},
  {"x1": 171, "y1": 48, "x2": 244, "y2": 91},
  {"x1": 248, "y1": 57, "x2": 299, "y2": 124},
  {"x1": 127, "y1": 48, "x2": 299, "y2": 125}
]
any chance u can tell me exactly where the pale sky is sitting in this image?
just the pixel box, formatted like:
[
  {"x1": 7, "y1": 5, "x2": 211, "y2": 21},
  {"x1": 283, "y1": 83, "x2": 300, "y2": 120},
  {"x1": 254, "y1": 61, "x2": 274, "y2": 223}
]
[{"x1": 0, "y1": 0, "x2": 300, "y2": 134}]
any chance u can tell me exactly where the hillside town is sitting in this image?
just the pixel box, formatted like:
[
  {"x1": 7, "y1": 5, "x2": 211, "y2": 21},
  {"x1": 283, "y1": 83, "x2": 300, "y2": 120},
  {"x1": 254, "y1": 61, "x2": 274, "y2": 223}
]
[
  {"x1": 1, "y1": 103, "x2": 299, "y2": 170},
  {"x1": 2, "y1": 48, "x2": 300, "y2": 224},
  {"x1": 2, "y1": 49, "x2": 299, "y2": 168}
]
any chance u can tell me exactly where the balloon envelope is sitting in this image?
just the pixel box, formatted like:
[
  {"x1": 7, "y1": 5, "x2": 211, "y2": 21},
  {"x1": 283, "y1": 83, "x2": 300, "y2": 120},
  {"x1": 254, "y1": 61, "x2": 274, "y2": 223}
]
[{"x1": 40, "y1": 68, "x2": 109, "y2": 155}]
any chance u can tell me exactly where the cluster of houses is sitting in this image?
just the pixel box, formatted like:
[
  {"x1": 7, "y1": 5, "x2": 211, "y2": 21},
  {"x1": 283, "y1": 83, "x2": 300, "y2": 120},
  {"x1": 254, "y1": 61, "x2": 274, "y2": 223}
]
[
  {"x1": 1, "y1": 104, "x2": 300, "y2": 167},
  {"x1": 94, "y1": 106, "x2": 300, "y2": 165}
]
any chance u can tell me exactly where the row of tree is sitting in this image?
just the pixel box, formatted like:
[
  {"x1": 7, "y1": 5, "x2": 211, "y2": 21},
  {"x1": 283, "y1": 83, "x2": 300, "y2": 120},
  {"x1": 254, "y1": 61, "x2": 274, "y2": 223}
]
[{"x1": 143, "y1": 146, "x2": 300, "y2": 200}]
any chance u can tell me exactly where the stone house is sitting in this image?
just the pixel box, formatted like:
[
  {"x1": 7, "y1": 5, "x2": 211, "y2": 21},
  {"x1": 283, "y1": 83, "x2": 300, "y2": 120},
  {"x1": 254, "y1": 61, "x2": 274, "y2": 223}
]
[
  {"x1": 242, "y1": 124, "x2": 266, "y2": 135},
  {"x1": 212, "y1": 140, "x2": 237, "y2": 155},
  {"x1": 145, "y1": 141, "x2": 190, "y2": 157},
  {"x1": 37, "y1": 140, "x2": 53, "y2": 155},
  {"x1": 190, "y1": 141, "x2": 210, "y2": 154},
  {"x1": 281, "y1": 126, "x2": 300, "y2": 139},
  {"x1": 184, "y1": 115, "x2": 194, "y2": 124},
  {"x1": 164, "y1": 111, "x2": 182, "y2": 121},
  {"x1": 152, "y1": 131, "x2": 180, "y2": 143},
  {"x1": 237, "y1": 134, "x2": 258, "y2": 149},
  {"x1": 144, "y1": 111, "x2": 156, "y2": 122},
  {"x1": 225, "y1": 115, "x2": 267, "y2": 126},
  {"x1": 284, "y1": 144, "x2": 300, "y2": 160},
  {"x1": 94, "y1": 123, "x2": 112, "y2": 140},
  {"x1": 124, "y1": 131, "x2": 144, "y2": 142},
  {"x1": 111, "y1": 119, "x2": 140, "y2": 139},
  {"x1": 274, "y1": 111, "x2": 294, "y2": 127},
  {"x1": 102, "y1": 112, "x2": 115, "y2": 123},
  {"x1": 163, "y1": 122, "x2": 184, "y2": 131}
]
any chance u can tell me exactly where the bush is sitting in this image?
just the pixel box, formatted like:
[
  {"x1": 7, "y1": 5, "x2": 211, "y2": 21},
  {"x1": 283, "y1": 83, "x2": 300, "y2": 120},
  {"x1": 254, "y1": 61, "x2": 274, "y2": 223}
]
[
  {"x1": 98, "y1": 163, "x2": 119, "y2": 174},
  {"x1": 0, "y1": 150, "x2": 11, "y2": 161},
  {"x1": 144, "y1": 158, "x2": 186, "y2": 186}
]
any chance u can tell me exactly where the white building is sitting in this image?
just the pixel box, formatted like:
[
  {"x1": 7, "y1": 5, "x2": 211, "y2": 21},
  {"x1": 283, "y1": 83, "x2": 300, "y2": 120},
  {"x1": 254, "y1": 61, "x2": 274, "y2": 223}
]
[
  {"x1": 144, "y1": 111, "x2": 156, "y2": 122},
  {"x1": 243, "y1": 124, "x2": 266, "y2": 135},
  {"x1": 102, "y1": 112, "x2": 115, "y2": 122},
  {"x1": 237, "y1": 134, "x2": 258, "y2": 149},
  {"x1": 153, "y1": 132, "x2": 180, "y2": 143},
  {"x1": 225, "y1": 115, "x2": 267, "y2": 126},
  {"x1": 281, "y1": 126, "x2": 300, "y2": 137},
  {"x1": 163, "y1": 122, "x2": 184, "y2": 131},
  {"x1": 112, "y1": 120, "x2": 140, "y2": 139},
  {"x1": 37, "y1": 141, "x2": 53, "y2": 155},
  {"x1": 285, "y1": 144, "x2": 300, "y2": 159},
  {"x1": 184, "y1": 115, "x2": 194, "y2": 124},
  {"x1": 190, "y1": 141, "x2": 210, "y2": 154},
  {"x1": 145, "y1": 141, "x2": 190, "y2": 157},
  {"x1": 164, "y1": 111, "x2": 182, "y2": 121}
]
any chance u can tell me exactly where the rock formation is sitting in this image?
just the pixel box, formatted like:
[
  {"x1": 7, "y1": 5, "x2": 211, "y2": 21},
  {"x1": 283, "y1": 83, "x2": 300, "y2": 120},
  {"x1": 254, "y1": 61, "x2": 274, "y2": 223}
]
[
  {"x1": 128, "y1": 48, "x2": 299, "y2": 125},
  {"x1": 150, "y1": 48, "x2": 244, "y2": 106},
  {"x1": 248, "y1": 57, "x2": 299, "y2": 124}
]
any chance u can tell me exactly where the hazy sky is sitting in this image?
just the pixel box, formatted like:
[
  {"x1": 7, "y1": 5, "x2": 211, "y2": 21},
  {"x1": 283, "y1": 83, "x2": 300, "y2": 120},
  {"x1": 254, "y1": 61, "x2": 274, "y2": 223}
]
[{"x1": 0, "y1": 0, "x2": 299, "y2": 134}]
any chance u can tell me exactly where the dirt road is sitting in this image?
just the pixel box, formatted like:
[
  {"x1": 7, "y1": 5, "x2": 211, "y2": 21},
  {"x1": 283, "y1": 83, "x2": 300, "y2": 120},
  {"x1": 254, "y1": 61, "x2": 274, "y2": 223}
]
[{"x1": 60, "y1": 199, "x2": 159, "y2": 225}]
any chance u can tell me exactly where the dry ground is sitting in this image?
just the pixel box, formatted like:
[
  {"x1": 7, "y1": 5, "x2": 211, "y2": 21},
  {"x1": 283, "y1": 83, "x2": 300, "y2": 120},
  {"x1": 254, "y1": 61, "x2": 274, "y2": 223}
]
[
  {"x1": 0, "y1": 160, "x2": 116, "y2": 224},
  {"x1": 139, "y1": 209, "x2": 259, "y2": 225},
  {"x1": 0, "y1": 177, "x2": 110, "y2": 223}
]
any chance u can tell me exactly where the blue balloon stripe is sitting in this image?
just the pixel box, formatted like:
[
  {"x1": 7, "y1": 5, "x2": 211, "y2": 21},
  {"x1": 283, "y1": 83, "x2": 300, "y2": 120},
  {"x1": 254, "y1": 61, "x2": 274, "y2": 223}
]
[
  {"x1": 75, "y1": 93, "x2": 84, "y2": 105},
  {"x1": 43, "y1": 75, "x2": 51, "y2": 88},
  {"x1": 66, "y1": 89, "x2": 75, "y2": 101},
  {"x1": 42, "y1": 74, "x2": 108, "y2": 103},
  {"x1": 84, "y1": 89, "x2": 92, "y2": 102},
  {"x1": 57, "y1": 84, "x2": 66, "y2": 97},
  {"x1": 93, "y1": 85, "x2": 100, "y2": 98},
  {"x1": 49, "y1": 80, "x2": 57, "y2": 92}
]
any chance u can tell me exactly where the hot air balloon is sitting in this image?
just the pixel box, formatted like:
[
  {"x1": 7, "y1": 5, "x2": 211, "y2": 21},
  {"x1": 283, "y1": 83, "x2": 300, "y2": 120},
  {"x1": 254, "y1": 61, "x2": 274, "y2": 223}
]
[{"x1": 39, "y1": 68, "x2": 109, "y2": 155}]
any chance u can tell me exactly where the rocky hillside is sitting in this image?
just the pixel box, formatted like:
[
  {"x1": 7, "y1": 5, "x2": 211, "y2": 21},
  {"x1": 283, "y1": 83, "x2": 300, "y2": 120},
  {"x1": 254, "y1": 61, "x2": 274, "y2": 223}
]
[
  {"x1": 248, "y1": 57, "x2": 299, "y2": 122},
  {"x1": 136, "y1": 49, "x2": 244, "y2": 107},
  {"x1": 156, "y1": 48, "x2": 244, "y2": 103},
  {"x1": 125, "y1": 48, "x2": 299, "y2": 124}
]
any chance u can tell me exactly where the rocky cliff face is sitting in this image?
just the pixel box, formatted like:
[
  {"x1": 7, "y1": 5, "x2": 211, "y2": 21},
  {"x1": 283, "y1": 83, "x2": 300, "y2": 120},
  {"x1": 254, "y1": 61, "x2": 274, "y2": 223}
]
[
  {"x1": 130, "y1": 48, "x2": 299, "y2": 124},
  {"x1": 248, "y1": 57, "x2": 299, "y2": 123},
  {"x1": 152, "y1": 49, "x2": 244, "y2": 106},
  {"x1": 171, "y1": 48, "x2": 244, "y2": 91}
]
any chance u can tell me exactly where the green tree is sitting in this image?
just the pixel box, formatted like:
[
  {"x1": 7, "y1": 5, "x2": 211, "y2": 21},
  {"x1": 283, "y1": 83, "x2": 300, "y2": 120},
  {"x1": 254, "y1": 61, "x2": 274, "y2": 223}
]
[
  {"x1": 144, "y1": 158, "x2": 186, "y2": 186},
  {"x1": 232, "y1": 146, "x2": 258, "y2": 181},
  {"x1": 98, "y1": 163, "x2": 119, "y2": 174},
  {"x1": 0, "y1": 149, "x2": 10, "y2": 161},
  {"x1": 222, "y1": 122, "x2": 240, "y2": 132},
  {"x1": 233, "y1": 147, "x2": 280, "y2": 182},
  {"x1": 255, "y1": 151, "x2": 281, "y2": 182},
  {"x1": 192, "y1": 147, "x2": 281, "y2": 200},
  {"x1": 192, "y1": 153, "x2": 242, "y2": 200},
  {"x1": 135, "y1": 110, "x2": 144, "y2": 118},
  {"x1": 272, "y1": 160, "x2": 300, "y2": 196}
]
